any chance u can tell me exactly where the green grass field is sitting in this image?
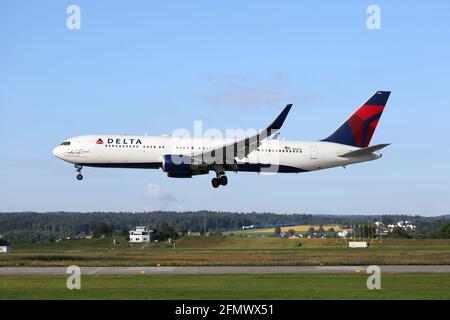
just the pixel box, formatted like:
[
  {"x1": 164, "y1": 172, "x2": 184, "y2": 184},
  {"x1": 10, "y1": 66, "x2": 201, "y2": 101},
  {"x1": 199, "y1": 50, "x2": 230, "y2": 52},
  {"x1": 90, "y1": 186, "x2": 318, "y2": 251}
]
[
  {"x1": 1, "y1": 237, "x2": 450, "y2": 267},
  {"x1": 0, "y1": 273, "x2": 449, "y2": 300}
]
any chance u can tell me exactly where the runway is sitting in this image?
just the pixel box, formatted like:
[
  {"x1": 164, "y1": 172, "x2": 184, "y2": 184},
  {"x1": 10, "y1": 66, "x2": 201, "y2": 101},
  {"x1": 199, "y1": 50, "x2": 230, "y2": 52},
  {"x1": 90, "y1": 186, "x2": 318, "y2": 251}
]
[{"x1": 1, "y1": 265, "x2": 450, "y2": 275}]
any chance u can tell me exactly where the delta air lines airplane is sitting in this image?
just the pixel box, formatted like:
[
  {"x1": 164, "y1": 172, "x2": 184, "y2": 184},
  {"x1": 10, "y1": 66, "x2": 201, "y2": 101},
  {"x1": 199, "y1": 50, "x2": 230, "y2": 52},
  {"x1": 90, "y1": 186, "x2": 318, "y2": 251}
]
[{"x1": 53, "y1": 91, "x2": 391, "y2": 188}]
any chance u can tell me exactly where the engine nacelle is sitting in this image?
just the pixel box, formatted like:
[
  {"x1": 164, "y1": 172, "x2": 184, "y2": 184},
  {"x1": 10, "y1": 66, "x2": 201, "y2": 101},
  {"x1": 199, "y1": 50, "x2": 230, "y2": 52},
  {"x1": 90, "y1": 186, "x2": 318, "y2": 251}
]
[{"x1": 162, "y1": 154, "x2": 192, "y2": 177}]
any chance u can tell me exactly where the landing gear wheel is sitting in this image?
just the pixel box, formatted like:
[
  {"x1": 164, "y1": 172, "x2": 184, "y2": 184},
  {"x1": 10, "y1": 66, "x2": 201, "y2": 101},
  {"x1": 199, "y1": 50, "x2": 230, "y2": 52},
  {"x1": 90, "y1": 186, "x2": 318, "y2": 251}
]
[
  {"x1": 75, "y1": 164, "x2": 83, "y2": 181},
  {"x1": 211, "y1": 178, "x2": 220, "y2": 188},
  {"x1": 220, "y1": 175, "x2": 228, "y2": 186}
]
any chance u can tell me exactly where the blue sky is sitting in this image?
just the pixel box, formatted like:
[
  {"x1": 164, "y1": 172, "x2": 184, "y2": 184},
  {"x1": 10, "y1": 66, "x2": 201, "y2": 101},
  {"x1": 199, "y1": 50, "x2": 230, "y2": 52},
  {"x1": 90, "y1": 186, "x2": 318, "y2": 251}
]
[{"x1": 1, "y1": 1, "x2": 449, "y2": 215}]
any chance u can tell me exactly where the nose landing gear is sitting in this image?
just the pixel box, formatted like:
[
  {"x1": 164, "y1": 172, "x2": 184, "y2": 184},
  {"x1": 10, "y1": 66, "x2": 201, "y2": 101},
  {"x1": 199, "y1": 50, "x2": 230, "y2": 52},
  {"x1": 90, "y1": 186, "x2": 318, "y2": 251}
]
[
  {"x1": 211, "y1": 171, "x2": 228, "y2": 188},
  {"x1": 75, "y1": 164, "x2": 83, "y2": 181}
]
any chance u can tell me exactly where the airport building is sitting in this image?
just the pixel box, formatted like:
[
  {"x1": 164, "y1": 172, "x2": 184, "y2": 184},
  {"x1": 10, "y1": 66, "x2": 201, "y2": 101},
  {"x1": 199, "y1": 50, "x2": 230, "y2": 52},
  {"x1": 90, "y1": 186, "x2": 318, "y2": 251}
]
[
  {"x1": 0, "y1": 246, "x2": 11, "y2": 253},
  {"x1": 129, "y1": 226, "x2": 153, "y2": 243}
]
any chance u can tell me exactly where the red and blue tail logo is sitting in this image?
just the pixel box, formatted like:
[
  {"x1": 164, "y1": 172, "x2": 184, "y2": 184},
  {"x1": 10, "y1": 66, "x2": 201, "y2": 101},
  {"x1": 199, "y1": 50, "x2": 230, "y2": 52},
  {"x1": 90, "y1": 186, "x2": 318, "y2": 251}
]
[{"x1": 322, "y1": 91, "x2": 391, "y2": 148}]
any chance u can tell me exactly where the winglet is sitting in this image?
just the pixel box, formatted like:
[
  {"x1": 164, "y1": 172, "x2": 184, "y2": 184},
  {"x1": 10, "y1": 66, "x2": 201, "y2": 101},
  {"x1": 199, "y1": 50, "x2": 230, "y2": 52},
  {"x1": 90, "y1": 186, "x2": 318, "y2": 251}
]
[{"x1": 267, "y1": 104, "x2": 292, "y2": 131}]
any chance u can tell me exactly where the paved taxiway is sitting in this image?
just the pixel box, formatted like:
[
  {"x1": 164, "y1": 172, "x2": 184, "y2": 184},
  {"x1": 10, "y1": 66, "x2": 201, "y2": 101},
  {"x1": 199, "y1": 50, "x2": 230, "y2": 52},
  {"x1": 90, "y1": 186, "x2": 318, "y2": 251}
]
[{"x1": 1, "y1": 265, "x2": 450, "y2": 275}]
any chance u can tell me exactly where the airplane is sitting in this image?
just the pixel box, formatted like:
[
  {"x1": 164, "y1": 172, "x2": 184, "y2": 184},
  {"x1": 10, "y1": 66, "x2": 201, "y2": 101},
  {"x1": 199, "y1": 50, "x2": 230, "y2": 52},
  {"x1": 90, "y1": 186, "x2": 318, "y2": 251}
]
[{"x1": 52, "y1": 91, "x2": 391, "y2": 188}]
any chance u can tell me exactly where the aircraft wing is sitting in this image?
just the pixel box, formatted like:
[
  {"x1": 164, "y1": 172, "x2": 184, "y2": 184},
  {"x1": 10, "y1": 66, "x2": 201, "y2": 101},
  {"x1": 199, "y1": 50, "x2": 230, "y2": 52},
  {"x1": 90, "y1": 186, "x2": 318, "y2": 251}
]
[
  {"x1": 192, "y1": 104, "x2": 292, "y2": 166},
  {"x1": 338, "y1": 143, "x2": 390, "y2": 158}
]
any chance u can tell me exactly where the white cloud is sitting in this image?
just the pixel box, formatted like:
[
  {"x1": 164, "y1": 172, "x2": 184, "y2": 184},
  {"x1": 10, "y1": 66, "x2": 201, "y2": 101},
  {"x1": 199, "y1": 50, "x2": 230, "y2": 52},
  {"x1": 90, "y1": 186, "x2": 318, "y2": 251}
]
[
  {"x1": 202, "y1": 85, "x2": 291, "y2": 109},
  {"x1": 199, "y1": 72, "x2": 322, "y2": 109},
  {"x1": 145, "y1": 182, "x2": 174, "y2": 203}
]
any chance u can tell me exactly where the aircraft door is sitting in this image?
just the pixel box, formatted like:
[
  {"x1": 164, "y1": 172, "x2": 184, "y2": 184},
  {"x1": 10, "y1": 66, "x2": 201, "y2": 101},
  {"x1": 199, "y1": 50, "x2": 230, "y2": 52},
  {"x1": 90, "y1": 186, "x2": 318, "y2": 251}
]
[
  {"x1": 310, "y1": 145, "x2": 318, "y2": 159},
  {"x1": 76, "y1": 140, "x2": 91, "y2": 159},
  {"x1": 81, "y1": 140, "x2": 91, "y2": 154}
]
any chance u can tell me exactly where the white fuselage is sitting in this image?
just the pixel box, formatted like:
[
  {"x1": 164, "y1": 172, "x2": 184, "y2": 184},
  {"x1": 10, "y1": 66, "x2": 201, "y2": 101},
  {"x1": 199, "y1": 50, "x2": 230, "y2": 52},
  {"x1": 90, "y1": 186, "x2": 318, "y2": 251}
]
[{"x1": 52, "y1": 135, "x2": 381, "y2": 174}]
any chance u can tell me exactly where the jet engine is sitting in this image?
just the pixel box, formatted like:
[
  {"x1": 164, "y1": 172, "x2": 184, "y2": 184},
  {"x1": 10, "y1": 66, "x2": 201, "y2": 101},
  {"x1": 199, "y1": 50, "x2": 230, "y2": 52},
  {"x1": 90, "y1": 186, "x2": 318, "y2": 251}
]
[{"x1": 162, "y1": 154, "x2": 193, "y2": 178}]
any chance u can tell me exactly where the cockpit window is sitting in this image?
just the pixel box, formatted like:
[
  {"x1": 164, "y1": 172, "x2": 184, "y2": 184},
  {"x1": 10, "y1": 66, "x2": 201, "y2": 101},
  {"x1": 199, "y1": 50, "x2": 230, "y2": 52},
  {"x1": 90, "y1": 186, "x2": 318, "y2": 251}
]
[{"x1": 60, "y1": 141, "x2": 71, "y2": 146}]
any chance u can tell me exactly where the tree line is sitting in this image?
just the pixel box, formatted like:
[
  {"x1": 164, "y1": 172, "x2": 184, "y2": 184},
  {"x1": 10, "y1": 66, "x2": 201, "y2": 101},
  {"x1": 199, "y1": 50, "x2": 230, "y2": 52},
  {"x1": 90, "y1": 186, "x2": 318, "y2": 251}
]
[{"x1": 0, "y1": 211, "x2": 449, "y2": 243}]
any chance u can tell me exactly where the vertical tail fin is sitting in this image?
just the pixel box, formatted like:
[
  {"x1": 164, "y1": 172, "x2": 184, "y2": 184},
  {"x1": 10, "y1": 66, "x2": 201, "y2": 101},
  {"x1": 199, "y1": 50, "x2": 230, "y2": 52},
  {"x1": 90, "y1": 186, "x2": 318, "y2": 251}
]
[{"x1": 322, "y1": 91, "x2": 391, "y2": 147}]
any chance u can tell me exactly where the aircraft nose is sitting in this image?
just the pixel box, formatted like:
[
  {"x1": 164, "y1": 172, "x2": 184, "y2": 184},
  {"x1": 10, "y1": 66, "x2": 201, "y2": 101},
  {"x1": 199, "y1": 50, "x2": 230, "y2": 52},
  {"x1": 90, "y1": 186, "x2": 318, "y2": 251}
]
[{"x1": 52, "y1": 146, "x2": 62, "y2": 158}]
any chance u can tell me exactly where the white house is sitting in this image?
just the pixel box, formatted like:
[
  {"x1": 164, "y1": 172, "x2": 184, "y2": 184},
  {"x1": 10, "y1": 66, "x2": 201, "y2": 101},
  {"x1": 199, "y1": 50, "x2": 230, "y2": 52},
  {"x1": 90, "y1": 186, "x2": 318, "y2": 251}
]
[
  {"x1": 129, "y1": 226, "x2": 153, "y2": 243},
  {"x1": 0, "y1": 246, "x2": 11, "y2": 253},
  {"x1": 337, "y1": 230, "x2": 349, "y2": 238}
]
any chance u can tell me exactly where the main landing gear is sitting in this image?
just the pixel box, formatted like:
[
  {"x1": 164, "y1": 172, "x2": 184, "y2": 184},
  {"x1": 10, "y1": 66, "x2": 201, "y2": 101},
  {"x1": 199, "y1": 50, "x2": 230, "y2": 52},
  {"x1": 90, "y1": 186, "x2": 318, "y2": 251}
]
[
  {"x1": 75, "y1": 164, "x2": 83, "y2": 181},
  {"x1": 211, "y1": 171, "x2": 228, "y2": 188}
]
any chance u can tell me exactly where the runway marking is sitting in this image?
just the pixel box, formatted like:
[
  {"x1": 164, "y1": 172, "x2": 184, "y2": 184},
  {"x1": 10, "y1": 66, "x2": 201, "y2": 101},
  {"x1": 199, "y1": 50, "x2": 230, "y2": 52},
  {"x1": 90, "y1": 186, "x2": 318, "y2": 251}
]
[{"x1": 85, "y1": 267, "x2": 106, "y2": 275}]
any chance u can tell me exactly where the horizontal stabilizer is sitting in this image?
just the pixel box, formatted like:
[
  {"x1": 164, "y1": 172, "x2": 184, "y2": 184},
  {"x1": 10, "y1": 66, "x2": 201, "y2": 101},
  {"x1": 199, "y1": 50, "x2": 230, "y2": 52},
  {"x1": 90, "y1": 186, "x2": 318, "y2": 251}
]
[{"x1": 338, "y1": 143, "x2": 390, "y2": 158}]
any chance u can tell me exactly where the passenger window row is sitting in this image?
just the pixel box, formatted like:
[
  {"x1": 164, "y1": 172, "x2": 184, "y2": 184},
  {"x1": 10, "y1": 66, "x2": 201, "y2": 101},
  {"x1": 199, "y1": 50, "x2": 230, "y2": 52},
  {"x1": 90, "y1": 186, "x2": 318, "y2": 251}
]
[
  {"x1": 104, "y1": 145, "x2": 166, "y2": 149},
  {"x1": 103, "y1": 144, "x2": 301, "y2": 153},
  {"x1": 259, "y1": 149, "x2": 302, "y2": 153},
  {"x1": 175, "y1": 146, "x2": 212, "y2": 150}
]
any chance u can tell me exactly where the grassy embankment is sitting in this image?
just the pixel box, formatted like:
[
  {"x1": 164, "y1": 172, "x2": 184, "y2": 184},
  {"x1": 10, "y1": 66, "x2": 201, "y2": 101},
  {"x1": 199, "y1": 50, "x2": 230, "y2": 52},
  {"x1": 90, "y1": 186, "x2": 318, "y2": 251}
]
[{"x1": 1, "y1": 236, "x2": 449, "y2": 267}]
